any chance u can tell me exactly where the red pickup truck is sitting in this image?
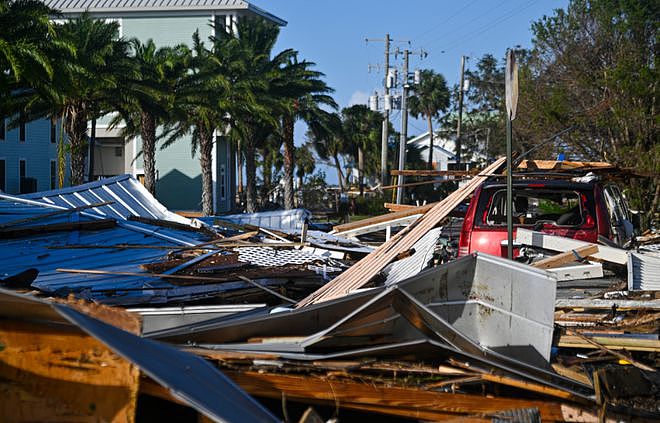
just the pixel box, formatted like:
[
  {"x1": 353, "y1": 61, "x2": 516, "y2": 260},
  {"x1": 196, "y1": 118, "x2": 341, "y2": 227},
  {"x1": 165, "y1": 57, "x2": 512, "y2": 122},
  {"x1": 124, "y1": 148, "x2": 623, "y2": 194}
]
[{"x1": 457, "y1": 178, "x2": 634, "y2": 258}]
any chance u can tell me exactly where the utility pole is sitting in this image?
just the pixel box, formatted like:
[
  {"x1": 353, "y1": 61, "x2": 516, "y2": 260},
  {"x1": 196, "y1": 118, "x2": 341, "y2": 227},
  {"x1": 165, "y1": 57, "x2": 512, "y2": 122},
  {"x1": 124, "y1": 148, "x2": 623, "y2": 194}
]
[
  {"x1": 381, "y1": 34, "x2": 391, "y2": 187},
  {"x1": 456, "y1": 55, "x2": 466, "y2": 167},
  {"x1": 396, "y1": 49, "x2": 410, "y2": 204}
]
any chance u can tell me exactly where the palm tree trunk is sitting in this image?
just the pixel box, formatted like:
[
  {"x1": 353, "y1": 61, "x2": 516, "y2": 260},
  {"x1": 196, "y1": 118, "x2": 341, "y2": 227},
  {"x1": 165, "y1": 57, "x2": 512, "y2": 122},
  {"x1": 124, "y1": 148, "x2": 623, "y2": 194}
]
[
  {"x1": 236, "y1": 139, "x2": 243, "y2": 196},
  {"x1": 282, "y1": 115, "x2": 295, "y2": 210},
  {"x1": 296, "y1": 175, "x2": 303, "y2": 207},
  {"x1": 427, "y1": 114, "x2": 434, "y2": 170},
  {"x1": 57, "y1": 114, "x2": 66, "y2": 188},
  {"x1": 141, "y1": 112, "x2": 157, "y2": 195},
  {"x1": 333, "y1": 155, "x2": 344, "y2": 192},
  {"x1": 245, "y1": 138, "x2": 257, "y2": 213},
  {"x1": 66, "y1": 105, "x2": 89, "y2": 186},
  {"x1": 358, "y1": 146, "x2": 364, "y2": 197},
  {"x1": 199, "y1": 125, "x2": 214, "y2": 216},
  {"x1": 261, "y1": 148, "x2": 272, "y2": 205}
]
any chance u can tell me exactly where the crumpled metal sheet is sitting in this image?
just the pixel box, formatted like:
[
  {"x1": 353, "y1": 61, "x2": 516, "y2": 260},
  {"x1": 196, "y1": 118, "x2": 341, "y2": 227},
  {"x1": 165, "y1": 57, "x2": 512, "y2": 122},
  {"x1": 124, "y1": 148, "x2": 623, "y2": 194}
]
[{"x1": 0, "y1": 288, "x2": 278, "y2": 423}]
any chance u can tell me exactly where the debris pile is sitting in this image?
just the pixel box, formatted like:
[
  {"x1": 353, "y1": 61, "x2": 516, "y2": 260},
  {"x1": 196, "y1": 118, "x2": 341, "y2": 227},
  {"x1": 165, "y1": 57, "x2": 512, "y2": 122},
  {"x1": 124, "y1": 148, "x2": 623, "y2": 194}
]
[{"x1": 0, "y1": 165, "x2": 658, "y2": 422}]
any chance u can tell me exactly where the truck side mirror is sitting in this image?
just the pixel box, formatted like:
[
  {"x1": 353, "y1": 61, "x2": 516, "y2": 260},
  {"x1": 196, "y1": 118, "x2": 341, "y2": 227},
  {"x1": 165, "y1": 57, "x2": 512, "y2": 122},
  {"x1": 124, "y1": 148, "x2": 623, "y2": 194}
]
[{"x1": 630, "y1": 210, "x2": 642, "y2": 232}]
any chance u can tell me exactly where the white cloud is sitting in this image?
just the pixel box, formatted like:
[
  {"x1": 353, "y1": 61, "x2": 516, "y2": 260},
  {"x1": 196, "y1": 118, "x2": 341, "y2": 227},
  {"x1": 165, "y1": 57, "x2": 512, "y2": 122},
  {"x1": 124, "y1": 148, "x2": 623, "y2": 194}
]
[{"x1": 348, "y1": 90, "x2": 369, "y2": 106}]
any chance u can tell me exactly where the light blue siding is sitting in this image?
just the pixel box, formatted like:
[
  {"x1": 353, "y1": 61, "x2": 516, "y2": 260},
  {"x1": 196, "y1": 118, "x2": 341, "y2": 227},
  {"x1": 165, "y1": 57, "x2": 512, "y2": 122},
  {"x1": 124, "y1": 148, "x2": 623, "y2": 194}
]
[
  {"x1": 122, "y1": 15, "x2": 213, "y2": 47},
  {"x1": 0, "y1": 118, "x2": 61, "y2": 194}
]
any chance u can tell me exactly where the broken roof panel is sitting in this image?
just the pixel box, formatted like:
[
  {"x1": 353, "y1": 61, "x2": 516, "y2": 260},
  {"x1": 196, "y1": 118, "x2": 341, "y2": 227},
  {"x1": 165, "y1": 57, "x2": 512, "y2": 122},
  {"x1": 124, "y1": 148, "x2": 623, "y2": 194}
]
[
  {"x1": 20, "y1": 174, "x2": 190, "y2": 224},
  {"x1": 0, "y1": 287, "x2": 279, "y2": 423}
]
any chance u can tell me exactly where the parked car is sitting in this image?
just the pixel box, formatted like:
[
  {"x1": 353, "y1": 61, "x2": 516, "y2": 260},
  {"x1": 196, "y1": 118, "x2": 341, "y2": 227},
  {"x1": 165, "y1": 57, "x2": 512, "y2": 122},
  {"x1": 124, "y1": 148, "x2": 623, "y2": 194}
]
[{"x1": 457, "y1": 177, "x2": 634, "y2": 258}]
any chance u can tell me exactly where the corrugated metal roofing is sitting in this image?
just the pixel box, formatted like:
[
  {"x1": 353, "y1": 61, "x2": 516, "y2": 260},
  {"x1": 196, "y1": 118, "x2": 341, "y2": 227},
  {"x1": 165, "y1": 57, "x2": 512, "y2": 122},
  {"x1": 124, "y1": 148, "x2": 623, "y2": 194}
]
[
  {"x1": 44, "y1": 0, "x2": 287, "y2": 25},
  {"x1": 19, "y1": 174, "x2": 190, "y2": 224}
]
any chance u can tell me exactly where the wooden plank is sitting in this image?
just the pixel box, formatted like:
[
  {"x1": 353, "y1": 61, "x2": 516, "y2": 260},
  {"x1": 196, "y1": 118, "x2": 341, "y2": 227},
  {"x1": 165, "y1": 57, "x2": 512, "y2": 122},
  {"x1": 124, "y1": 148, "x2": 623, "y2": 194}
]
[
  {"x1": 532, "y1": 245, "x2": 599, "y2": 269},
  {"x1": 516, "y1": 160, "x2": 615, "y2": 171},
  {"x1": 561, "y1": 329, "x2": 657, "y2": 370},
  {"x1": 300, "y1": 157, "x2": 507, "y2": 307},
  {"x1": 516, "y1": 228, "x2": 628, "y2": 265},
  {"x1": 0, "y1": 319, "x2": 139, "y2": 422},
  {"x1": 558, "y1": 335, "x2": 660, "y2": 353},
  {"x1": 391, "y1": 169, "x2": 473, "y2": 177},
  {"x1": 223, "y1": 370, "x2": 588, "y2": 422},
  {"x1": 555, "y1": 298, "x2": 660, "y2": 310},
  {"x1": 0, "y1": 218, "x2": 116, "y2": 238},
  {"x1": 333, "y1": 202, "x2": 438, "y2": 233},
  {"x1": 384, "y1": 203, "x2": 417, "y2": 212}
]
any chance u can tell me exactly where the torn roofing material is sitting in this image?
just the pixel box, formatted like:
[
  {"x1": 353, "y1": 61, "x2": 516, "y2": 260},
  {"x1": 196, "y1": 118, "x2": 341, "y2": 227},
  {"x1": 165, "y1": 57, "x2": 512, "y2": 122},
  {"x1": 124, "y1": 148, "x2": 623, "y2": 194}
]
[
  {"x1": 0, "y1": 287, "x2": 279, "y2": 423},
  {"x1": 0, "y1": 198, "x2": 229, "y2": 305},
  {"x1": 19, "y1": 174, "x2": 191, "y2": 224}
]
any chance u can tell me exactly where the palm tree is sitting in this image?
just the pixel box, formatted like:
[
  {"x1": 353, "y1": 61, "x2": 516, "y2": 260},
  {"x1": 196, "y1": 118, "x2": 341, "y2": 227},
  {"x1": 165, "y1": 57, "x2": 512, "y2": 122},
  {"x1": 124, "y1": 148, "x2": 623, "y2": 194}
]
[
  {"x1": 294, "y1": 143, "x2": 315, "y2": 206},
  {"x1": 110, "y1": 39, "x2": 189, "y2": 195},
  {"x1": 308, "y1": 112, "x2": 349, "y2": 192},
  {"x1": 0, "y1": 0, "x2": 58, "y2": 97},
  {"x1": 408, "y1": 69, "x2": 450, "y2": 169},
  {"x1": 217, "y1": 17, "x2": 294, "y2": 213},
  {"x1": 342, "y1": 105, "x2": 382, "y2": 196},
  {"x1": 162, "y1": 31, "x2": 233, "y2": 215},
  {"x1": 278, "y1": 57, "x2": 337, "y2": 209}
]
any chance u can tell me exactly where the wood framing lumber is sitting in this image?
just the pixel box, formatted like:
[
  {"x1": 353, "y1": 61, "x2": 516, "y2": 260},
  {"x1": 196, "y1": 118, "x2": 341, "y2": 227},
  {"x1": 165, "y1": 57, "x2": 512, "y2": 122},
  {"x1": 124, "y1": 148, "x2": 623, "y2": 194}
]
[
  {"x1": 557, "y1": 334, "x2": 660, "y2": 354},
  {"x1": 555, "y1": 298, "x2": 660, "y2": 310},
  {"x1": 224, "y1": 370, "x2": 601, "y2": 422},
  {"x1": 391, "y1": 169, "x2": 473, "y2": 177},
  {"x1": 333, "y1": 202, "x2": 438, "y2": 233},
  {"x1": 0, "y1": 319, "x2": 139, "y2": 422},
  {"x1": 299, "y1": 157, "x2": 507, "y2": 307},
  {"x1": 532, "y1": 245, "x2": 599, "y2": 269},
  {"x1": 384, "y1": 202, "x2": 417, "y2": 212},
  {"x1": 516, "y1": 228, "x2": 628, "y2": 265},
  {"x1": 516, "y1": 160, "x2": 615, "y2": 171},
  {"x1": 561, "y1": 328, "x2": 656, "y2": 371}
]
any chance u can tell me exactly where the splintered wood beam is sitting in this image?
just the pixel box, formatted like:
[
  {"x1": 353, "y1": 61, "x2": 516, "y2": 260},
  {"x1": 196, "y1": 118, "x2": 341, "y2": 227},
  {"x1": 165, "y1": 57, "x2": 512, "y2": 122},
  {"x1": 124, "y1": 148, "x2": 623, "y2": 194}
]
[
  {"x1": 0, "y1": 319, "x2": 139, "y2": 422},
  {"x1": 0, "y1": 219, "x2": 116, "y2": 238},
  {"x1": 302, "y1": 157, "x2": 507, "y2": 307},
  {"x1": 223, "y1": 370, "x2": 597, "y2": 422},
  {"x1": 532, "y1": 245, "x2": 599, "y2": 269}
]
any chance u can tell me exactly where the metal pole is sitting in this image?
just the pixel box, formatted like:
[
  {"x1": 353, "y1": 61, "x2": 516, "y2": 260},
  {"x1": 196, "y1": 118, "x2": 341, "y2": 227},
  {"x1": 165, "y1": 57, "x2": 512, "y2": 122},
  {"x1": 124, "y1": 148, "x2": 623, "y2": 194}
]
[
  {"x1": 506, "y1": 117, "x2": 513, "y2": 260},
  {"x1": 380, "y1": 33, "x2": 390, "y2": 187},
  {"x1": 396, "y1": 49, "x2": 409, "y2": 204},
  {"x1": 456, "y1": 55, "x2": 466, "y2": 166}
]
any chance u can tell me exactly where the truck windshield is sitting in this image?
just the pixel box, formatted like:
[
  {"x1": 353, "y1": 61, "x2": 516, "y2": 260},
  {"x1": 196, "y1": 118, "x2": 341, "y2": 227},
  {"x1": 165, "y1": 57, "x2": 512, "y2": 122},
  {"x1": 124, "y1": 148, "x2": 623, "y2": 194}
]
[{"x1": 480, "y1": 188, "x2": 587, "y2": 227}]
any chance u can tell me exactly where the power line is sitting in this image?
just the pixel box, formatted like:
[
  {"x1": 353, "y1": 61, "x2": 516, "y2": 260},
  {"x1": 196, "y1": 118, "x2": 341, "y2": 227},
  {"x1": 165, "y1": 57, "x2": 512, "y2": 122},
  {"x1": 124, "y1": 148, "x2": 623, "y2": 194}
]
[
  {"x1": 413, "y1": 0, "x2": 480, "y2": 42},
  {"x1": 442, "y1": 0, "x2": 540, "y2": 53},
  {"x1": 422, "y1": 0, "x2": 509, "y2": 49}
]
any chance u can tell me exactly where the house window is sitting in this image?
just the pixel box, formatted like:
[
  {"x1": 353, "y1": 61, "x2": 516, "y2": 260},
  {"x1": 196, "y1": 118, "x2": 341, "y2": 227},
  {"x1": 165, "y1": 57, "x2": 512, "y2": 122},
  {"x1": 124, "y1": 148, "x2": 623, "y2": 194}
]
[
  {"x1": 19, "y1": 159, "x2": 26, "y2": 179},
  {"x1": 0, "y1": 118, "x2": 5, "y2": 141},
  {"x1": 0, "y1": 159, "x2": 5, "y2": 191},
  {"x1": 50, "y1": 160, "x2": 56, "y2": 189},
  {"x1": 114, "y1": 146, "x2": 123, "y2": 157},
  {"x1": 19, "y1": 114, "x2": 25, "y2": 142},
  {"x1": 50, "y1": 120, "x2": 56, "y2": 143}
]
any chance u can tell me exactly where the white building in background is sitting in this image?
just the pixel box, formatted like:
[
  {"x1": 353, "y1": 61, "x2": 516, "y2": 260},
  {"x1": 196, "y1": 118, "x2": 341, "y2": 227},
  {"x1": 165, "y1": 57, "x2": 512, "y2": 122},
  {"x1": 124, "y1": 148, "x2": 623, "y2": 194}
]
[{"x1": 406, "y1": 131, "x2": 457, "y2": 171}]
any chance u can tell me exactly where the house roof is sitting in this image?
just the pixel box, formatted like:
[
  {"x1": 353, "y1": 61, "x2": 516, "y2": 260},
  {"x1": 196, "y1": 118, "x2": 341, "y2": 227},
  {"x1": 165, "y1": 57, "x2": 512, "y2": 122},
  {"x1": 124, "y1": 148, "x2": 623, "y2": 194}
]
[
  {"x1": 407, "y1": 131, "x2": 456, "y2": 159},
  {"x1": 44, "y1": 0, "x2": 287, "y2": 25}
]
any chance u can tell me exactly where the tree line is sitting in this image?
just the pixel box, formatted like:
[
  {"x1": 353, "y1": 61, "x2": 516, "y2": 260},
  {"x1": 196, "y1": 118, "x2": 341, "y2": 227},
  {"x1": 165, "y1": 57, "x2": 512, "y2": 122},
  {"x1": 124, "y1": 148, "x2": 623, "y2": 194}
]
[{"x1": 0, "y1": 0, "x2": 398, "y2": 214}]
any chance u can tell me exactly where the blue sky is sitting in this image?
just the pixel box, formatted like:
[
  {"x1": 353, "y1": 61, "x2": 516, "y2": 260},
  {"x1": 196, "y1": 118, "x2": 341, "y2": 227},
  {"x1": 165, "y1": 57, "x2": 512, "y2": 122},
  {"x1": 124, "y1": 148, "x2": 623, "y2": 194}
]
[{"x1": 262, "y1": 0, "x2": 569, "y2": 178}]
